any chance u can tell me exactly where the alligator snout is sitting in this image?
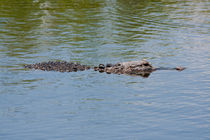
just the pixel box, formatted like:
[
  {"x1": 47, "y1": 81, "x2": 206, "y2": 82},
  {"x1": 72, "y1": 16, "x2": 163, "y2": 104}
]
[{"x1": 175, "y1": 67, "x2": 186, "y2": 71}]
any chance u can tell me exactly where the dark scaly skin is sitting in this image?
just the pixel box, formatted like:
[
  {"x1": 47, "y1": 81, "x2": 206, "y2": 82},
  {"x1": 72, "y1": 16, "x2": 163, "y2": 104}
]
[{"x1": 24, "y1": 61, "x2": 90, "y2": 72}]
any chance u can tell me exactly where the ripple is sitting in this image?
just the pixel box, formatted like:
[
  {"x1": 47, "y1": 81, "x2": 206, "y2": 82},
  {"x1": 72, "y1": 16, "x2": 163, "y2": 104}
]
[{"x1": 0, "y1": 0, "x2": 210, "y2": 140}]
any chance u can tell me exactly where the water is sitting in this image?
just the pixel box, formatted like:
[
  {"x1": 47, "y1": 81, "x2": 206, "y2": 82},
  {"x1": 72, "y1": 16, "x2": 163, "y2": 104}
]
[{"x1": 0, "y1": 0, "x2": 209, "y2": 139}]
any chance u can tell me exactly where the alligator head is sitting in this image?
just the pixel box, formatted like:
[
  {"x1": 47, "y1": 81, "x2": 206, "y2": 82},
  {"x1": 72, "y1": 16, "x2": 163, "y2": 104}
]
[{"x1": 94, "y1": 59, "x2": 155, "y2": 77}]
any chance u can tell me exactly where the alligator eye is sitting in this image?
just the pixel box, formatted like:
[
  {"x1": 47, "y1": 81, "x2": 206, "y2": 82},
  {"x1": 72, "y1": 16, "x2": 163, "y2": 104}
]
[
  {"x1": 99, "y1": 64, "x2": 105, "y2": 69},
  {"x1": 144, "y1": 64, "x2": 149, "y2": 66},
  {"x1": 106, "y1": 64, "x2": 112, "y2": 67}
]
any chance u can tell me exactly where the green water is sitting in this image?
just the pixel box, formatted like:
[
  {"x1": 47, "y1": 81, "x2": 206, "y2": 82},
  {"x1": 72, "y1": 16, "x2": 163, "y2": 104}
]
[{"x1": 0, "y1": 0, "x2": 210, "y2": 140}]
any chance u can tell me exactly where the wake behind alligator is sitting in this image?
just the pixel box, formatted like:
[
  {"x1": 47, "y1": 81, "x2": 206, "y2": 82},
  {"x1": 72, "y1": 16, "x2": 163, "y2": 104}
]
[{"x1": 24, "y1": 60, "x2": 185, "y2": 78}]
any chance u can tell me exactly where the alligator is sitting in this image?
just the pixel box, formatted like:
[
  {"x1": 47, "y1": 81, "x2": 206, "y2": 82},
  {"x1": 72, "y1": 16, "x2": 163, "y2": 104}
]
[{"x1": 24, "y1": 60, "x2": 185, "y2": 78}]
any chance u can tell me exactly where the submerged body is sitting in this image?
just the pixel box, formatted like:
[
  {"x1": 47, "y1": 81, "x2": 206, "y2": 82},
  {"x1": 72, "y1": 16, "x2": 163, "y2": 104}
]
[{"x1": 24, "y1": 60, "x2": 185, "y2": 77}]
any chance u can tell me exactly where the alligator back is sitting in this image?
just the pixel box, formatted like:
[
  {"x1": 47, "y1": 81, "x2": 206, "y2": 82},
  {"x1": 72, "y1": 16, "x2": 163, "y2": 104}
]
[{"x1": 24, "y1": 61, "x2": 90, "y2": 72}]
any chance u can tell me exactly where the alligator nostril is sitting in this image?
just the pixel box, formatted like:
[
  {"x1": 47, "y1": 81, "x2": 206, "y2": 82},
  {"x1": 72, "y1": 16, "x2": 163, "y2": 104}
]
[{"x1": 175, "y1": 67, "x2": 186, "y2": 71}]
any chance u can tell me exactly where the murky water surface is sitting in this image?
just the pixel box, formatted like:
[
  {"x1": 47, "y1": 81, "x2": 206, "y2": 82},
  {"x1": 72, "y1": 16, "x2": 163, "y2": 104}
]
[{"x1": 0, "y1": 0, "x2": 209, "y2": 140}]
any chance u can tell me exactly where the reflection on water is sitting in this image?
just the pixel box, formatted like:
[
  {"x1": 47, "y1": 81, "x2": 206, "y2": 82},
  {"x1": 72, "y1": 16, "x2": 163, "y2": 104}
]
[{"x1": 0, "y1": 0, "x2": 210, "y2": 140}]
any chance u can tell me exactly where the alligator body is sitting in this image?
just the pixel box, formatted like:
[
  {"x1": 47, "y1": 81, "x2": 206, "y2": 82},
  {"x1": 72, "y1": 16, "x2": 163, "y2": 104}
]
[
  {"x1": 24, "y1": 61, "x2": 90, "y2": 72},
  {"x1": 24, "y1": 60, "x2": 185, "y2": 78}
]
